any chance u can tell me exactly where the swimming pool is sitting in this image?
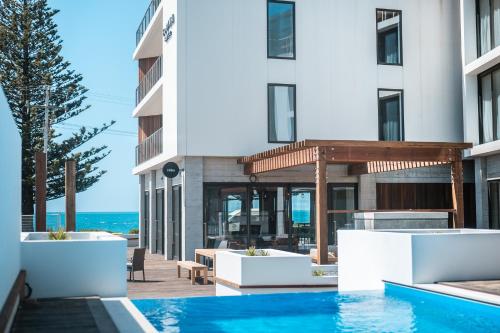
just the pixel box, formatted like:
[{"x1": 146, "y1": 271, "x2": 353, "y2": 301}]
[{"x1": 133, "y1": 283, "x2": 500, "y2": 332}]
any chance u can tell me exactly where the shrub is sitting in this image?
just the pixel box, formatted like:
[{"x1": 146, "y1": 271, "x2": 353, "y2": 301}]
[
  {"x1": 312, "y1": 270, "x2": 327, "y2": 277},
  {"x1": 245, "y1": 246, "x2": 270, "y2": 256},
  {"x1": 48, "y1": 228, "x2": 70, "y2": 241},
  {"x1": 129, "y1": 228, "x2": 139, "y2": 235}
]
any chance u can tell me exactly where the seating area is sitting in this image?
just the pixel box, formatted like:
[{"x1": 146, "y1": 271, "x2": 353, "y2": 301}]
[{"x1": 177, "y1": 261, "x2": 208, "y2": 285}]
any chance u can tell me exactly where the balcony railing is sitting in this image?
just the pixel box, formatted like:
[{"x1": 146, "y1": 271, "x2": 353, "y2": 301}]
[
  {"x1": 136, "y1": 0, "x2": 162, "y2": 45},
  {"x1": 136, "y1": 127, "x2": 163, "y2": 166},
  {"x1": 136, "y1": 55, "x2": 162, "y2": 106}
]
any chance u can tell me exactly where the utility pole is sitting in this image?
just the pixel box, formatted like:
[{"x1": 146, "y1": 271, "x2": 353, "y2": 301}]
[{"x1": 43, "y1": 85, "x2": 50, "y2": 154}]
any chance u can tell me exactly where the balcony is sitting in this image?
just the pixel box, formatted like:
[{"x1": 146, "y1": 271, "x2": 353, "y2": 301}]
[
  {"x1": 136, "y1": 0, "x2": 162, "y2": 46},
  {"x1": 136, "y1": 127, "x2": 163, "y2": 166},
  {"x1": 136, "y1": 56, "x2": 162, "y2": 106}
]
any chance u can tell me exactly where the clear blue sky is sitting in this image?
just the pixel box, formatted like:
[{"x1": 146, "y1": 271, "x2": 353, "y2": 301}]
[{"x1": 47, "y1": 0, "x2": 148, "y2": 212}]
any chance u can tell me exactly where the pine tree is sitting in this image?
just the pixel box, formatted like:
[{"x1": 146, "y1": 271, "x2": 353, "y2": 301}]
[{"x1": 0, "y1": 0, "x2": 115, "y2": 214}]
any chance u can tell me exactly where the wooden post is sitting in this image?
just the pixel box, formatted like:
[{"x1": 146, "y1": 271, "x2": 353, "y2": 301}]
[
  {"x1": 65, "y1": 160, "x2": 76, "y2": 231},
  {"x1": 35, "y1": 152, "x2": 47, "y2": 231},
  {"x1": 451, "y1": 157, "x2": 464, "y2": 229},
  {"x1": 315, "y1": 148, "x2": 328, "y2": 265}
]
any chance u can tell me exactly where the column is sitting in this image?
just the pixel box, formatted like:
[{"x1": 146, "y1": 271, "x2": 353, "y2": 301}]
[
  {"x1": 182, "y1": 157, "x2": 204, "y2": 261},
  {"x1": 139, "y1": 175, "x2": 146, "y2": 248},
  {"x1": 315, "y1": 150, "x2": 328, "y2": 265},
  {"x1": 65, "y1": 160, "x2": 76, "y2": 231},
  {"x1": 451, "y1": 158, "x2": 465, "y2": 229},
  {"x1": 165, "y1": 177, "x2": 173, "y2": 260},
  {"x1": 35, "y1": 152, "x2": 46, "y2": 231},
  {"x1": 149, "y1": 170, "x2": 157, "y2": 254},
  {"x1": 358, "y1": 174, "x2": 377, "y2": 210}
]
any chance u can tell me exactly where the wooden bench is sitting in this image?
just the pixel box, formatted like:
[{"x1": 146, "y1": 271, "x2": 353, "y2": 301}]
[{"x1": 177, "y1": 261, "x2": 208, "y2": 285}]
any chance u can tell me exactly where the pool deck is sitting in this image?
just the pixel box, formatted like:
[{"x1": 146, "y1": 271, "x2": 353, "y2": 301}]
[
  {"x1": 414, "y1": 281, "x2": 500, "y2": 306},
  {"x1": 127, "y1": 249, "x2": 216, "y2": 299}
]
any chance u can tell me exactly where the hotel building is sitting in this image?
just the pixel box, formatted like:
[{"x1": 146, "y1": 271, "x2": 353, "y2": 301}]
[
  {"x1": 461, "y1": 0, "x2": 500, "y2": 230},
  {"x1": 133, "y1": 0, "x2": 473, "y2": 261}
]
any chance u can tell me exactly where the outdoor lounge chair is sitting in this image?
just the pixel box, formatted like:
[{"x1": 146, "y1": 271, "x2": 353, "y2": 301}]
[{"x1": 127, "y1": 248, "x2": 146, "y2": 281}]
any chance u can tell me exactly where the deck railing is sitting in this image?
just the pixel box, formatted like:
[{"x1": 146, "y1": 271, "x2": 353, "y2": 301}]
[
  {"x1": 136, "y1": 0, "x2": 162, "y2": 45},
  {"x1": 136, "y1": 127, "x2": 163, "y2": 165},
  {"x1": 136, "y1": 56, "x2": 163, "y2": 106}
]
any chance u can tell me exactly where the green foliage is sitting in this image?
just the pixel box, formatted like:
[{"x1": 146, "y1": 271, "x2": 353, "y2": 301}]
[
  {"x1": 48, "y1": 228, "x2": 70, "y2": 240},
  {"x1": 312, "y1": 270, "x2": 327, "y2": 277},
  {"x1": 0, "y1": 0, "x2": 115, "y2": 213},
  {"x1": 245, "y1": 246, "x2": 270, "y2": 257},
  {"x1": 129, "y1": 228, "x2": 139, "y2": 235}
]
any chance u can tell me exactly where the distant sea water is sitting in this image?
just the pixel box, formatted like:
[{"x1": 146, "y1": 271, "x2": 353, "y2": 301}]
[{"x1": 46, "y1": 212, "x2": 139, "y2": 234}]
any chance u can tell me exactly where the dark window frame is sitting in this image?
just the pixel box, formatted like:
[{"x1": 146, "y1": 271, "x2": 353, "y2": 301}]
[
  {"x1": 267, "y1": 0, "x2": 296, "y2": 60},
  {"x1": 376, "y1": 8, "x2": 403, "y2": 66},
  {"x1": 377, "y1": 88, "x2": 405, "y2": 141},
  {"x1": 477, "y1": 62, "x2": 500, "y2": 143},
  {"x1": 268, "y1": 83, "x2": 297, "y2": 144}
]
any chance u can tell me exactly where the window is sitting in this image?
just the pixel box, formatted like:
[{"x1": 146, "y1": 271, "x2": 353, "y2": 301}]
[
  {"x1": 478, "y1": 65, "x2": 500, "y2": 143},
  {"x1": 268, "y1": 84, "x2": 296, "y2": 143},
  {"x1": 376, "y1": 9, "x2": 402, "y2": 65},
  {"x1": 477, "y1": 0, "x2": 500, "y2": 57},
  {"x1": 378, "y1": 89, "x2": 404, "y2": 141},
  {"x1": 268, "y1": 0, "x2": 295, "y2": 59}
]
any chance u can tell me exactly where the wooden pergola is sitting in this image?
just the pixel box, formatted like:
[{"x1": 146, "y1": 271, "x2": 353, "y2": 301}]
[{"x1": 238, "y1": 140, "x2": 472, "y2": 264}]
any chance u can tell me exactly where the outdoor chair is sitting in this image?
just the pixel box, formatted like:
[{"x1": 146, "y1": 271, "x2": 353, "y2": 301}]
[{"x1": 127, "y1": 248, "x2": 146, "y2": 281}]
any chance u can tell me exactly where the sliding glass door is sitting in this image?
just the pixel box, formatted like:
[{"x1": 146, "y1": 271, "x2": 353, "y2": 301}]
[
  {"x1": 290, "y1": 187, "x2": 315, "y2": 254},
  {"x1": 328, "y1": 184, "x2": 358, "y2": 245}
]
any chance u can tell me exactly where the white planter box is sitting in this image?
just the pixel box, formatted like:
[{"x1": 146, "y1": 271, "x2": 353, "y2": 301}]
[
  {"x1": 215, "y1": 250, "x2": 336, "y2": 287},
  {"x1": 21, "y1": 232, "x2": 127, "y2": 299},
  {"x1": 338, "y1": 229, "x2": 500, "y2": 292}
]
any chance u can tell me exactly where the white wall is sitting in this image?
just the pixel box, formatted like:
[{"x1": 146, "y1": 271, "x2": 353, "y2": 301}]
[
  {"x1": 0, "y1": 88, "x2": 21, "y2": 308},
  {"x1": 169, "y1": 0, "x2": 463, "y2": 159}
]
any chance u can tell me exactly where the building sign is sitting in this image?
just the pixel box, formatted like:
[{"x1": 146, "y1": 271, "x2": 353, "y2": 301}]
[
  {"x1": 163, "y1": 14, "x2": 175, "y2": 43},
  {"x1": 162, "y1": 162, "x2": 179, "y2": 178}
]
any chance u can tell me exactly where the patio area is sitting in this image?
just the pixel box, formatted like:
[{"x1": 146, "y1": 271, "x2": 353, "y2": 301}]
[{"x1": 127, "y1": 248, "x2": 215, "y2": 299}]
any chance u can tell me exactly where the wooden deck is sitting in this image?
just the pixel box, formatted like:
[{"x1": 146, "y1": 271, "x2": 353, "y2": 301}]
[
  {"x1": 439, "y1": 280, "x2": 500, "y2": 296},
  {"x1": 12, "y1": 298, "x2": 118, "y2": 333},
  {"x1": 127, "y1": 249, "x2": 215, "y2": 299}
]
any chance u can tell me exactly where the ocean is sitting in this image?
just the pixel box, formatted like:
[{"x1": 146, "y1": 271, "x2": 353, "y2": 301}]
[{"x1": 46, "y1": 212, "x2": 139, "y2": 234}]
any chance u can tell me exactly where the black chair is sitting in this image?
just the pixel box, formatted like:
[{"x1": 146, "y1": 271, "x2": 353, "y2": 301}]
[{"x1": 127, "y1": 248, "x2": 146, "y2": 281}]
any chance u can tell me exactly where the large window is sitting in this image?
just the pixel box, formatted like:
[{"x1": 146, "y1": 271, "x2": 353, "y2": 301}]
[
  {"x1": 376, "y1": 9, "x2": 402, "y2": 65},
  {"x1": 477, "y1": 0, "x2": 500, "y2": 56},
  {"x1": 479, "y1": 65, "x2": 500, "y2": 143},
  {"x1": 489, "y1": 181, "x2": 500, "y2": 229},
  {"x1": 268, "y1": 0, "x2": 295, "y2": 59},
  {"x1": 378, "y1": 89, "x2": 404, "y2": 141},
  {"x1": 268, "y1": 84, "x2": 296, "y2": 143}
]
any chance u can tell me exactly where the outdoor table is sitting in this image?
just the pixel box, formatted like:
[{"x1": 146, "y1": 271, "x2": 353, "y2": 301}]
[{"x1": 194, "y1": 248, "x2": 228, "y2": 278}]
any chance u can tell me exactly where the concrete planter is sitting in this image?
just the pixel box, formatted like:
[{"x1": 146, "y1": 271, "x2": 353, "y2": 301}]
[
  {"x1": 216, "y1": 249, "x2": 337, "y2": 287},
  {"x1": 21, "y1": 232, "x2": 127, "y2": 299},
  {"x1": 338, "y1": 229, "x2": 500, "y2": 292}
]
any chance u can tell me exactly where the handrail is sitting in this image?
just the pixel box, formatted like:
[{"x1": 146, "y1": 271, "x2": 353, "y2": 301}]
[
  {"x1": 136, "y1": 55, "x2": 162, "y2": 106},
  {"x1": 136, "y1": 127, "x2": 163, "y2": 165},
  {"x1": 136, "y1": 0, "x2": 162, "y2": 45}
]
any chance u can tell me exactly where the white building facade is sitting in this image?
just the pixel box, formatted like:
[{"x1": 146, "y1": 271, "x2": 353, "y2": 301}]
[
  {"x1": 461, "y1": 0, "x2": 500, "y2": 229},
  {"x1": 133, "y1": 0, "x2": 471, "y2": 261}
]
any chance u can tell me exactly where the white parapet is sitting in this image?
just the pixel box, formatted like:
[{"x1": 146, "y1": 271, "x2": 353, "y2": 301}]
[
  {"x1": 21, "y1": 232, "x2": 127, "y2": 299},
  {"x1": 338, "y1": 229, "x2": 500, "y2": 292},
  {"x1": 215, "y1": 249, "x2": 337, "y2": 288}
]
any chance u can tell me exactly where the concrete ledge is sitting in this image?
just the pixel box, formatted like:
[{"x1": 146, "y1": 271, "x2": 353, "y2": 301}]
[{"x1": 102, "y1": 297, "x2": 157, "y2": 333}]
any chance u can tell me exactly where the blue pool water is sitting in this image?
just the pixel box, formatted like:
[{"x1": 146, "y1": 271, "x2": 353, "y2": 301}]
[
  {"x1": 46, "y1": 212, "x2": 138, "y2": 234},
  {"x1": 133, "y1": 284, "x2": 500, "y2": 332}
]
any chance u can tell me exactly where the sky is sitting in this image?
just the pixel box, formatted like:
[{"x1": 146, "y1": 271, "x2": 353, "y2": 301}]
[{"x1": 46, "y1": 0, "x2": 148, "y2": 212}]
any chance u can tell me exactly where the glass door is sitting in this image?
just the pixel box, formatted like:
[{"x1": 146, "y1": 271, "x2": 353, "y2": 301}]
[
  {"x1": 289, "y1": 187, "x2": 315, "y2": 254},
  {"x1": 172, "y1": 186, "x2": 182, "y2": 260},
  {"x1": 489, "y1": 181, "x2": 500, "y2": 229},
  {"x1": 156, "y1": 189, "x2": 164, "y2": 255},
  {"x1": 205, "y1": 186, "x2": 248, "y2": 249},
  {"x1": 144, "y1": 191, "x2": 149, "y2": 249},
  {"x1": 328, "y1": 184, "x2": 358, "y2": 245}
]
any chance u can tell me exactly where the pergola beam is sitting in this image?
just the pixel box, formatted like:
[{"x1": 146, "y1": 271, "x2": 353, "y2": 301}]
[{"x1": 348, "y1": 161, "x2": 449, "y2": 176}]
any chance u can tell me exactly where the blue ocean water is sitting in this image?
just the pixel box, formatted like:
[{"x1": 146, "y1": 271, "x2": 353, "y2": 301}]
[
  {"x1": 46, "y1": 212, "x2": 138, "y2": 234},
  {"x1": 133, "y1": 284, "x2": 500, "y2": 333}
]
